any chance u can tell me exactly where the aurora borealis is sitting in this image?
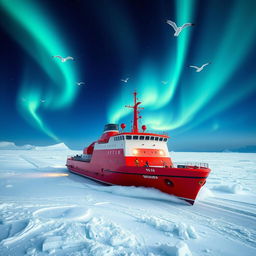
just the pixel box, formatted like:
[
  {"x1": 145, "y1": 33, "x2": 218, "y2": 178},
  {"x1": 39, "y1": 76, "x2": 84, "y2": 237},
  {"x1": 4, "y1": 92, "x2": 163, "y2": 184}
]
[{"x1": 0, "y1": 0, "x2": 256, "y2": 151}]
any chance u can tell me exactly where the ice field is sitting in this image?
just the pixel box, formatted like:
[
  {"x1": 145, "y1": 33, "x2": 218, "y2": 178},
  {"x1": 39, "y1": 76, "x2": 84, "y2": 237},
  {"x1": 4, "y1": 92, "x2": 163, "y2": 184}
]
[{"x1": 0, "y1": 142, "x2": 256, "y2": 256}]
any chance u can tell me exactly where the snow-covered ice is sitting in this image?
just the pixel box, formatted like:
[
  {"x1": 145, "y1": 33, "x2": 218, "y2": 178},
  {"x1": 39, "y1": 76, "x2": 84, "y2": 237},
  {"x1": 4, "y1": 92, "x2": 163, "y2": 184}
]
[{"x1": 0, "y1": 145, "x2": 256, "y2": 255}]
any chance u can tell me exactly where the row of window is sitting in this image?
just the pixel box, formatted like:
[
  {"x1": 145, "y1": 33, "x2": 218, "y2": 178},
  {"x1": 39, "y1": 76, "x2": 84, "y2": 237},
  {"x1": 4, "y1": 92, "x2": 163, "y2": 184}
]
[
  {"x1": 107, "y1": 150, "x2": 121, "y2": 155},
  {"x1": 114, "y1": 136, "x2": 125, "y2": 141},
  {"x1": 113, "y1": 135, "x2": 168, "y2": 142}
]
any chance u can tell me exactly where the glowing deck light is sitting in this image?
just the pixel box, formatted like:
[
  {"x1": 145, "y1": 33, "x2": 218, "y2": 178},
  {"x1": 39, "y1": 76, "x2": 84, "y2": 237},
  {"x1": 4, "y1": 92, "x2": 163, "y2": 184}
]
[
  {"x1": 133, "y1": 149, "x2": 138, "y2": 155},
  {"x1": 0, "y1": 173, "x2": 69, "y2": 178},
  {"x1": 41, "y1": 173, "x2": 69, "y2": 178},
  {"x1": 159, "y1": 150, "x2": 164, "y2": 156}
]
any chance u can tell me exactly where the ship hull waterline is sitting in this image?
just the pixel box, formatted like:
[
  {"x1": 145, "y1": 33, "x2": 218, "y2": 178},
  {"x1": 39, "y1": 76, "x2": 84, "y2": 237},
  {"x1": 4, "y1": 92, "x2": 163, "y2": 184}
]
[{"x1": 66, "y1": 159, "x2": 210, "y2": 205}]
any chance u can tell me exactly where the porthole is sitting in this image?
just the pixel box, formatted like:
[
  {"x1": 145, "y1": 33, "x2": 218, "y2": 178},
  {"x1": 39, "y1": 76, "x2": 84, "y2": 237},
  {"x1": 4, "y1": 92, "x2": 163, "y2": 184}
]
[{"x1": 164, "y1": 179, "x2": 174, "y2": 187}]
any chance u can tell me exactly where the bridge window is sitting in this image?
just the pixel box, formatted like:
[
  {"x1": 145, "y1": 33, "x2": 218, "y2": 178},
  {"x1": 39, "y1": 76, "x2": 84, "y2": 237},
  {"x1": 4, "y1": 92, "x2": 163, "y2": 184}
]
[
  {"x1": 150, "y1": 136, "x2": 154, "y2": 140},
  {"x1": 121, "y1": 135, "x2": 124, "y2": 140},
  {"x1": 133, "y1": 135, "x2": 138, "y2": 140},
  {"x1": 145, "y1": 136, "x2": 150, "y2": 140},
  {"x1": 155, "y1": 137, "x2": 159, "y2": 141},
  {"x1": 126, "y1": 135, "x2": 132, "y2": 140},
  {"x1": 139, "y1": 136, "x2": 145, "y2": 140},
  {"x1": 159, "y1": 138, "x2": 163, "y2": 141},
  {"x1": 164, "y1": 138, "x2": 167, "y2": 142}
]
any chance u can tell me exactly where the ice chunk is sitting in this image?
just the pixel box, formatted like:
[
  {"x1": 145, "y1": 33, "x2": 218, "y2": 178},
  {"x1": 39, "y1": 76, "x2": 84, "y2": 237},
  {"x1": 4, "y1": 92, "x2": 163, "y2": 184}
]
[
  {"x1": 139, "y1": 216, "x2": 198, "y2": 240},
  {"x1": 213, "y1": 184, "x2": 243, "y2": 194},
  {"x1": 42, "y1": 236, "x2": 63, "y2": 252},
  {"x1": 26, "y1": 247, "x2": 36, "y2": 255},
  {"x1": 159, "y1": 242, "x2": 192, "y2": 256},
  {"x1": 86, "y1": 217, "x2": 137, "y2": 247},
  {"x1": 187, "y1": 225, "x2": 198, "y2": 239}
]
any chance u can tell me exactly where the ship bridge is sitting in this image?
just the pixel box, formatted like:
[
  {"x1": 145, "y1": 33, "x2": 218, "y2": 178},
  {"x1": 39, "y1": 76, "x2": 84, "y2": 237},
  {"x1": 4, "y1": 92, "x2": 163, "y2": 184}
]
[{"x1": 94, "y1": 132, "x2": 170, "y2": 165}]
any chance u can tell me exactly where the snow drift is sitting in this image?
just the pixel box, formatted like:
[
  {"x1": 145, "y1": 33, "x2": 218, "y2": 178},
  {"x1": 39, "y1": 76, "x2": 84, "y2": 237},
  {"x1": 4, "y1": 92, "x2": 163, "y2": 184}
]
[
  {"x1": 0, "y1": 141, "x2": 70, "y2": 151},
  {"x1": 0, "y1": 141, "x2": 35, "y2": 150},
  {"x1": 0, "y1": 149, "x2": 255, "y2": 256}
]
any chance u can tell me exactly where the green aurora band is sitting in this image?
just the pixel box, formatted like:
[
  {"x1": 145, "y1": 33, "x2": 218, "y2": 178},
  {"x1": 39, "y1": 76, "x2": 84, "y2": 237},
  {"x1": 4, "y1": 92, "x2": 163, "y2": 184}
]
[
  {"x1": 109, "y1": 0, "x2": 256, "y2": 134},
  {"x1": 108, "y1": 0, "x2": 196, "y2": 123},
  {"x1": 146, "y1": 0, "x2": 256, "y2": 131},
  {"x1": 20, "y1": 86, "x2": 59, "y2": 141},
  {"x1": 0, "y1": 0, "x2": 79, "y2": 141},
  {"x1": 159, "y1": 0, "x2": 196, "y2": 108}
]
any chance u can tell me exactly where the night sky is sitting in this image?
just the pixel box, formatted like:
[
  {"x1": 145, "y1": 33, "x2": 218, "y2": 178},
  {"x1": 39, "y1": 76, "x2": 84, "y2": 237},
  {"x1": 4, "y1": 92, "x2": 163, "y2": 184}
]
[{"x1": 0, "y1": 0, "x2": 256, "y2": 152}]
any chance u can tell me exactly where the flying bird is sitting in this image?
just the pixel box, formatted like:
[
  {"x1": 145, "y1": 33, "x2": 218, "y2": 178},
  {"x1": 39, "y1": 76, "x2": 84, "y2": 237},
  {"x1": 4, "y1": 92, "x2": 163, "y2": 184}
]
[
  {"x1": 161, "y1": 81, "x2": 168, "y2": 85},
  {"x1": 76, "y1": 82, "x2": 85, "y2": 86},
  {"x1": 121, "y1": 77, "x2": 129, "y2": 83},
  {"x1": 40, "y1": 99, "x2": 46, "y2": 103},
  {"x1": 52, "y1": 56, "x2": 74, "y2": 62},
  {"x1": 189, "y1": 62, "x2": 211, "y2": 72},
  {"x1": 166, "y1": 20, "x2": 194, "y2": 37}
]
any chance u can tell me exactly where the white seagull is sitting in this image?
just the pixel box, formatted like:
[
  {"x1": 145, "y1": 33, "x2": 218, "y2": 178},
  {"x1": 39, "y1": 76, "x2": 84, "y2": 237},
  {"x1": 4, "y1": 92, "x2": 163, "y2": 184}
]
[
  {"x1": 189, "y1": 62, "x2": 211, "y2": 72},
  {"x1": 161, "y1": 80, "x2": 168, "y2": 85},
  {"x1": 52, "y1": 55, "x2": 74, "y2": 62},
  {"x1": 76, "y1": 82, "x2": 85, "y2": 86},
  {"x1": 166, "y1": 20, "x2": 195, "y2": 37},
  {"x1": 121, "y1": 77, "x2": 129, "y2": 83}
]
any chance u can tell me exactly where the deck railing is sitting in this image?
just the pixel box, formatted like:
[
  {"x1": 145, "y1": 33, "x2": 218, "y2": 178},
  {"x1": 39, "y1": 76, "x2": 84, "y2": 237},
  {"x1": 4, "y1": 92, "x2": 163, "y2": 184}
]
[
  {"x1": 119, "y1": 130, "x2": 169, "y2": 136},
  {"x1": 173, "y1": 162, "x2": 209, "y2": 168}
]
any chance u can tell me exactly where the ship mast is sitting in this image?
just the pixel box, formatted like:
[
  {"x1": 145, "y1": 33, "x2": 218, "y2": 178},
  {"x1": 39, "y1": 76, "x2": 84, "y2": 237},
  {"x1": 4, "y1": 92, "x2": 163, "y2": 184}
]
[{"x1": 125, "y1": 92, "x2": 144, "y2": 133}]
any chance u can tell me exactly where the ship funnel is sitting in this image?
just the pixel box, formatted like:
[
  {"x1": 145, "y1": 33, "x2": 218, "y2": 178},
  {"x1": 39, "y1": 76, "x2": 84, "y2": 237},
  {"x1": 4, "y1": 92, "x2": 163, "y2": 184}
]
[
  {"x1": 104, "y1": 124, "x2": 119, "y2": 132},
  {"x1": 99, "y1": 124, "x2": 119, "y2": 142}
]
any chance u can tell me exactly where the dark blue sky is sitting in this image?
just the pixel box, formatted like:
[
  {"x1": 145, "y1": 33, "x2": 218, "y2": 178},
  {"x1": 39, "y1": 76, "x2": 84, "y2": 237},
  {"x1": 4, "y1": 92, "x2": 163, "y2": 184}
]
[{"x1": 0, "y1": 0, "x2": 256, "y2": 152}]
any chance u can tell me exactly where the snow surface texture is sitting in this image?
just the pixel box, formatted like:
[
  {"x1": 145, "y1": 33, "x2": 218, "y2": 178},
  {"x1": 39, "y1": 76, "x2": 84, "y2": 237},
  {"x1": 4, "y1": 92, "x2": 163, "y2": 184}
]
[{"x1": 0, "y1": 146, "x2": 256, "y2": 255}]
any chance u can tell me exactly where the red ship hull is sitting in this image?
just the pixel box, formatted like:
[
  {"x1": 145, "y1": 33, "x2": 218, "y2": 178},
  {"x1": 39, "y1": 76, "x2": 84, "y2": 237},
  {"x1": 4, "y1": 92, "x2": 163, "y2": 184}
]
[
  {"x1": 66, "y1": 155, "x2": 210, "y2": 205},
  {"x1": 66, "y1": 92, "x2": 211, "y2": 205}
]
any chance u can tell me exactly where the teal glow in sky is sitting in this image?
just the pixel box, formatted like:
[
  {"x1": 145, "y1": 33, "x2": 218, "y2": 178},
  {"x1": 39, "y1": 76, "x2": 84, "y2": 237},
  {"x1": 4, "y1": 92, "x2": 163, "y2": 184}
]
[
  {"x1": 108, "y1": 0, "x2": 196, "y2": 122},
  {"x1": 109, "y1": 0, "x2": 256, "y2": 135},
  {"x1": 0, "y1": 0, "x2": 79, "y2": 141},
  {"x1": 0, "y1": 0, "x2": 255, "y2": 151}
]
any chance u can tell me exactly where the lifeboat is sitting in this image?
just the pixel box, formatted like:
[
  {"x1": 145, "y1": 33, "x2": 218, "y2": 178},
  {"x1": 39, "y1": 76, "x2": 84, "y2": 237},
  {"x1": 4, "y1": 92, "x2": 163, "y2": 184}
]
[{"x1": 66, "y1": 92, "x2": 211, "y2": 204}]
